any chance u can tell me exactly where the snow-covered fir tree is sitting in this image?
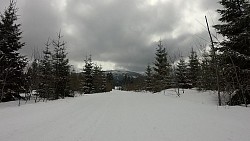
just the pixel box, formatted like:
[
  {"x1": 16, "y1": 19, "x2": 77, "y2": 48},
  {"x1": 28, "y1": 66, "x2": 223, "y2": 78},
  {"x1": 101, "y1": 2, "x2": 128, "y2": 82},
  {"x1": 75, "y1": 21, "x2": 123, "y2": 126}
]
[
  {"x1": 176, "y1": 57, "x2": 189, "y2": 88},
  {"x1": 213, "y1": 0, "x2": 250, "y2": 106},
  {"x1": 92, "y1": 64, "x2": 106, "y2": 93},
  {"x1": 0, "y1": 0, "x2": 27, "y2": 102},
  {"x1": 37, "y1": 39, "x2": 53, "y2": 100},
  {"x1": 27, "y1": 59, "x2": 40, "y2": 92},
  {"x1": 145, "y1": 64, "x2": 153, "y2": 92},
  {"x1": 69, "y1": 68, "x2": 82, "y2": 95},
  {"x1": 52, "y1": 32, "x2": 70, "y2": 99},
  {"x1": 83, "y1": 55, "x2": 94, "y2": 94},
  {"x1": 153, "y1": 40, "x2": 171, "y2": 92},
  {"x1": 106, "y1": 72, "x2": 113, "y2": 92},
  {"x1": 100, "y1": 71, "x2": 107, "y2": 92},
  {"x1": 198, "y1": 51, "x2": 214, "y2": 90},
  {"x1": 214, "y1": 0, "x2": 250, "y2": 65},
  {"x1": 188, "y1": 48, "x2": 200, "y2": 88}
]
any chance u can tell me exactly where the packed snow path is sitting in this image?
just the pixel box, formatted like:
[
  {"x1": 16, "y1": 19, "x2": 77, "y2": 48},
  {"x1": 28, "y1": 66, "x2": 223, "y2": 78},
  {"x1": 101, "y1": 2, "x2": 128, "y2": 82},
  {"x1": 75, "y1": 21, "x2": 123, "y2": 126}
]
[{"x1": 0, "y1": 90, "x2": 250, "y2": 141}]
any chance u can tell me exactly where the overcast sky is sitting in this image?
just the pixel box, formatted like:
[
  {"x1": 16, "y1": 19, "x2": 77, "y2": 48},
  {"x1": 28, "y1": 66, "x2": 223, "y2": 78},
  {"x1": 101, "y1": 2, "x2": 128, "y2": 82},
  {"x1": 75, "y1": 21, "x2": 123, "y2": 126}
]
[{"x1": 0, "y1": 0, "x2": 221, "y2": 72}]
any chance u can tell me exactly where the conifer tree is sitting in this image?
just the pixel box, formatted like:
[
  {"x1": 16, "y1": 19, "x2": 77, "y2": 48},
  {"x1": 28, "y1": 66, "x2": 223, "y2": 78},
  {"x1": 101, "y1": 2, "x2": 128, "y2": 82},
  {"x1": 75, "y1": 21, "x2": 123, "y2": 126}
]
[
  {"x1": 106, "y1": 72, "x2": 113, "y2": 92},
  {"x1": 52, "y1": 32, "x2": 70, "y2": 99},
  {"x1": 213, "y1": 0, "x2": 250, "y2": 106},
  {"x1": 122, "y1": 74, "x2": 133, "y2": 90},
  {"x1": 100, "y1": 71, "x2": 107, "y2": 92},
  {"x1": 198, "y1": 51, "x2": 215, "y2": 90},
  {"x1": 69, "y1": 68, "x2": 82, "y2": 95},
  {"x1": 153, "y1": 40, "x2": 171, "y2": 92},
  {"x1": 0, "y1": 0, "x2": 26, "y2": 102},
  {"x1": 92, "y1": 64, "x2": 104, "y2": 93},
  {"x1": 38, "y1": 39, "x2": 53, "y2": 100},
  {"x1": 214, "y1": 0, "x2": 250, "y2": 63},
  {"x1": 176, "y1": 57, "x2": 189, "y2": 88},
  {"x1": 83, "y1": 55, "x2": 94, "y2": 94},
  {"x1": 27, "y1": 59, "x2": 40, "y2": 91},
  {"x1": 188, "y1": 48, "x2": 200, "y2": 88},
  {"x1": 145, "y1": 64, "x2": 153, "y2": 92}
]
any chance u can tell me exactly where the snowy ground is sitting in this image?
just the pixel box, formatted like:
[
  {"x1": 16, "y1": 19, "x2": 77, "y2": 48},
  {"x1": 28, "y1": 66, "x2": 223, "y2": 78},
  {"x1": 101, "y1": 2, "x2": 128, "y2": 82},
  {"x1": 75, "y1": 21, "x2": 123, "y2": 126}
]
[{"x1": 0, "y1": 89, "x2": 250, "y2": 141}]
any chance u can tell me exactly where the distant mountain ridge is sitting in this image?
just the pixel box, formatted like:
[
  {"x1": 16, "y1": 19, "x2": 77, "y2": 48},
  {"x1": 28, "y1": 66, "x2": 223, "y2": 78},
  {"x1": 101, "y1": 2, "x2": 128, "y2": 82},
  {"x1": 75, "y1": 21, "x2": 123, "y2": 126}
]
[
  {"x1": 104, "y1": 70, "x2": 143, "y2": 86},
  {"x1": 105, "y1": 70, "x2": 142, "y2": 76}
]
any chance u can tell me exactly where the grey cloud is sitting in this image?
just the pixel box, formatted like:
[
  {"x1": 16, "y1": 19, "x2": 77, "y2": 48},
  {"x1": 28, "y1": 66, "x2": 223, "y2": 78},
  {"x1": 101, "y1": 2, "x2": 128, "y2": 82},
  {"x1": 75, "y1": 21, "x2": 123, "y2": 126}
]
[
  {"x1": 0, "y1": 0, "x2": 220, "y2": 72},
  {"x1": 199, "y1": 0, "x2": 220, "y2": 10},
  {"x1": 63, "y1": 0, "x2": 187, "y2": 71},
  {"x1": 20, "y1": 0, "x2": 62, "y2": 57}
]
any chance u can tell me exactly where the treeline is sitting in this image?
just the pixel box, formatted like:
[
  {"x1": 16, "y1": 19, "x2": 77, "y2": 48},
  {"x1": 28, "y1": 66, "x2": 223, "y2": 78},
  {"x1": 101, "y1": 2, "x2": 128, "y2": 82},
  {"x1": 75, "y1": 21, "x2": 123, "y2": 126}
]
[
  {"x1": 26, "y1": 34, "x2": 114, "y2": 102},
  {"x1": 144, "y1": 41, "x2": 199, "y2": 93},
  {"x1": 0, "y1": 1, "x2": 113, "y2": 103},
  {"x1": 120, "y1": 74, "x2": 145, "y2": 91},
  {"x1": 144, "y1": 0, "x2": 250, "y2": 106},
  {"x1": 124, "y1": 0, "x2": 250, "y2": 106},
  {"x1": 26, "y1": 33, "x2": 71, "y2": 101}
]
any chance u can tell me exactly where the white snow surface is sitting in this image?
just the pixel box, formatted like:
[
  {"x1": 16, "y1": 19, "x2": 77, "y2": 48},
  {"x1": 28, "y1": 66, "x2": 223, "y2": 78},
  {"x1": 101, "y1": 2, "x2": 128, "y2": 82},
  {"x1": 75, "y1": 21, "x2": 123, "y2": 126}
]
[{"x1": 0, "y1": 89, "x2": 250, "y2": 141}]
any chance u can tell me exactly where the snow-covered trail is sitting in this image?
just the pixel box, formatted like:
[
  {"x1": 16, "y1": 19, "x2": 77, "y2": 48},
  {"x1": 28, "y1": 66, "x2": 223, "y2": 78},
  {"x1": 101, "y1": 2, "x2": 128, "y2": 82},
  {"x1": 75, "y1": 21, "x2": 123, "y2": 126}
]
[{"x1": 0, "y1": 90, "x2": 250, "y2": 141}]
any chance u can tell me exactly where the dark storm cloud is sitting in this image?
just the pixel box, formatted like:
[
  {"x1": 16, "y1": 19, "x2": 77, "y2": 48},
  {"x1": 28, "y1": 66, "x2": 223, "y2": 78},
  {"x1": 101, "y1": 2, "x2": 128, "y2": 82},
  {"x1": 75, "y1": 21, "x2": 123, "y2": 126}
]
[{"x1": 0, "y1": 0, "x2": 220, "y2": 72}]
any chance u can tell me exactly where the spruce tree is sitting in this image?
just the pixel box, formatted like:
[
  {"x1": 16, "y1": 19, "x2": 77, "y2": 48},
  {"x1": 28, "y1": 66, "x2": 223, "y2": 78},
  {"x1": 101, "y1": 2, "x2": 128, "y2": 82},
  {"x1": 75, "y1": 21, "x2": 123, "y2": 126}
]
[
  {"x1": 106, "y1": 72, "x2": 113, "y2": 92},
  {"x1": 153, "y1": 40, "x2": 171, "y2": 92},
  {"x1": 214, "y1": 0, "x2": 250, "y2": 64},
  {"x1": 100, "y1": 71, "x2": 107, "y2": 92},
  {"x1": 92, "y1": 64, "x2": 104, "y2": 93},
  {"x1": 145, "y1": 64, "x2": 153, "y2": 92},
  {"x1": 0, "y1": 0, "x2": 26, "y2": 102},
  {"x1": 213, "y1": 0, "x2": 250, "y2": 106},
  {"x1": 122, "y1": 74, "x2": 132, "y2": 90},
  {"x1": 38, "y1": 39, "x2": 53, "y2": 100},
  {"x1": 188, "y1": 48, "x2": 200, "y2": 88},
  {"x1": 198, "y1": 51, "x2": 215, "y2": 90},
  {"x1": 176, "y1": 57, "x2": 189, "y2": 88},
  {"x1": 69, "y1": 68, "x2": 81, "y2": 95},
  {"x1": 26, "y1": 59, "x2": 41, "y2": 94},
  {"x1": 83, "y1": 55, "x2": 94, "y2": 94},
  {"x1": 52, "y1": 32, "x2": 70, "y2": 99}
]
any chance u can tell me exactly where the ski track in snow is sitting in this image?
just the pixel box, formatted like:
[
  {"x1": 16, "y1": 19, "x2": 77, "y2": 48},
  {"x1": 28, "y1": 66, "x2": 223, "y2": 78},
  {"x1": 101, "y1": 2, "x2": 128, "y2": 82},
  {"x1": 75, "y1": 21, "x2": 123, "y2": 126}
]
[{"x1": 0, "y1": 89, "x2": 250, "y2": 141}]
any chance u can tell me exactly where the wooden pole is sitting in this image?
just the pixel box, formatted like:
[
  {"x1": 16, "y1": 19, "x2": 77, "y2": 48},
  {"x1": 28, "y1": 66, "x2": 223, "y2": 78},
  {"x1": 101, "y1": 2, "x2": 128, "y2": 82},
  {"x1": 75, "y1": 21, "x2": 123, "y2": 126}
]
[{"x1": 205, "y1": 16, "x2": 221, "y2": 106}]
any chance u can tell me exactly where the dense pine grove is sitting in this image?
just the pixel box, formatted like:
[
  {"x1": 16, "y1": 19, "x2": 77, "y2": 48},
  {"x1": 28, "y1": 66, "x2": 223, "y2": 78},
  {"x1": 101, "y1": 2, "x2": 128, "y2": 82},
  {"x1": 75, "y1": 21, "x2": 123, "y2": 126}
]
[{"x1": 0, "y1": 0, "x2": 249, "y2": 106}]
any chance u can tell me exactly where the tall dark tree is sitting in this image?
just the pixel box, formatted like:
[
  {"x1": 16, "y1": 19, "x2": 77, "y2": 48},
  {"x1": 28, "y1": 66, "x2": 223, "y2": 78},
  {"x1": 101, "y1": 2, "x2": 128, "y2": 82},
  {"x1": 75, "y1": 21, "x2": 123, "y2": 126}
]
[
  {"x1": 92, "y1": 64, "x2": 105, "y2": 93},
  {"x1": 83, "y1": 55, "x2": 94, "y2": 94},
  {"x1": 100, "y1": 71, "x2": 107, "y2": 92},
  {"x1": 69, "y1": 68, "x2": 82, "y2": 95},
  {"x1": 145, "y1": 64, "x2": 153, "y2": 92},
  {"x1": 198, "y1": 51, "x2": 215, "y2": 90},
  {"x1": 176, "y1": 57, "x2": 189, "y2": 88},
  {"x1": 27, "y1": 59, "x2": 40, "y2": 92},
  {"x1": 214, "y1": 0, "x2": 250, "y2": 106},
  {"x1": 153, "y1": 40, "x2": 171, "y2": 92},
  {"x1": 52, "y1": 32, "x2": 70, "y2": 99},
  {"x1": 106, "y1": 72, "x2": 113, "y2": 92},
  {"x1": 0, "y1": 0, "x2": 26, "y2": 102},
  {"x1": 214, "y1": 0, "x2": 250, "y2": 63},
  {"x1": 37, "y1": 39, "x2": 53, "y2": 100},
  {"x1": 188, "y1": 48, "x2": 200, "y2": 88},
  {"x1": 122, "y1": 74, "x2": 134, "y2": 90}
]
